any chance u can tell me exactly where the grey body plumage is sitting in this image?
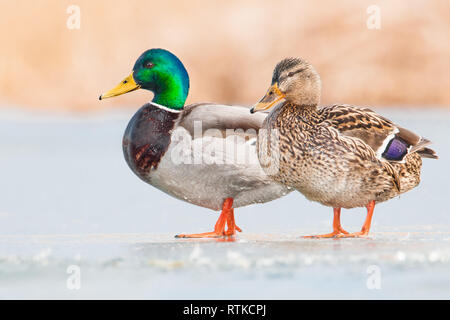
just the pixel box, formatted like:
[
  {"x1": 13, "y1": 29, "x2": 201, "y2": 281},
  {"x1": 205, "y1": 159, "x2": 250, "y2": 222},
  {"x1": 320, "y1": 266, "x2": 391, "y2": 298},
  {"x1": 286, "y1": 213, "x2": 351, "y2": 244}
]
[{"x1": 123, "y1": 102, "x2": 291, "y2": 211}]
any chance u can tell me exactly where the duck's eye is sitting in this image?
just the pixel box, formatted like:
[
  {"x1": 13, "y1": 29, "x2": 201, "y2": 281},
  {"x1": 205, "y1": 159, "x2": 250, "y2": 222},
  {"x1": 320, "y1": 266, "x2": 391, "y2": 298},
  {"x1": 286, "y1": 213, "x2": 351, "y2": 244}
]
[{"x1": 145, "y1": 62, "x2": 155, "y2": 69}]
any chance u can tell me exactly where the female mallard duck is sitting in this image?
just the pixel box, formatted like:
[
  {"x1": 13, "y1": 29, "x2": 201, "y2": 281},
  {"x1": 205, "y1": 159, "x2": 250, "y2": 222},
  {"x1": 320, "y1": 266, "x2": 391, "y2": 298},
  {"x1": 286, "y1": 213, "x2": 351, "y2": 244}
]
[
  {"x1": 99, "y1": 48, "x2": 291, "y2": 238},
  {"x1": 251, "y1": 57, "x2": 437, "y2": 238}
]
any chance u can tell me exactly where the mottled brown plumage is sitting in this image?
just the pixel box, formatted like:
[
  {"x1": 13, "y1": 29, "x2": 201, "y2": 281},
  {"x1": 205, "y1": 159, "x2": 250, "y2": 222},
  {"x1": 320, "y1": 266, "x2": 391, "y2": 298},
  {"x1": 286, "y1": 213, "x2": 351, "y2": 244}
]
[{"x1": 252, "y1": 57, "x2": 437, "y2": 237}]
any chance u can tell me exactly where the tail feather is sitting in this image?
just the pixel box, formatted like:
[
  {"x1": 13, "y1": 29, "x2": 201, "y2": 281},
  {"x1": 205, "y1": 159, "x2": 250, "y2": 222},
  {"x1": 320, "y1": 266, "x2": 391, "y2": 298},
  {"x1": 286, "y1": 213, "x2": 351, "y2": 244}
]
[
  {"x1": 417, "y1": 147, "x2": 438, "y2": 159},
  {"x1": 408, "y1": 137, "x2": 438, "y2": 159},
  {"x1": 409, "y1": 138, "x2": 431, "y2": 154}
]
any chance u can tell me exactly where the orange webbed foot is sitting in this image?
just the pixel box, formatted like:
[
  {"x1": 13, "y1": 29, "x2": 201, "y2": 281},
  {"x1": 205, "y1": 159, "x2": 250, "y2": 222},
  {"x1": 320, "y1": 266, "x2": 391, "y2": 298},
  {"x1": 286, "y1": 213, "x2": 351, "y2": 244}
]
[
  {"x1": 302, "y1": 228, "x2": 349, "y2": 239},
  {"x1": 175, "y1": 207, "x2": 226, "y2": 239},
  {"x1": 304, "y1": 201, "x2": 376, "y2": 239},
  {"x1": 175, "y1": 198, "x2": 241, "y2": 239},
  {"x1": 302, "y1": 208, "x2": 349, "y2": 239},
  {"x1": 335, "y1": 231, "x2": 370, "y2": 238},
  {"x1": 175, "y1": 231, "x2": 224, "y2": 239}
]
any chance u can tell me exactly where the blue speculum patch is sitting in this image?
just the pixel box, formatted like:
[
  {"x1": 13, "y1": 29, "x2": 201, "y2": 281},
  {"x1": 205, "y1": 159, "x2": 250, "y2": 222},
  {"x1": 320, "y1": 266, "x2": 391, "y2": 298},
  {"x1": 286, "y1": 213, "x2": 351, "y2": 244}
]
[{"x1": 382, "y1": 137, "x2": 409, "y2": 161}]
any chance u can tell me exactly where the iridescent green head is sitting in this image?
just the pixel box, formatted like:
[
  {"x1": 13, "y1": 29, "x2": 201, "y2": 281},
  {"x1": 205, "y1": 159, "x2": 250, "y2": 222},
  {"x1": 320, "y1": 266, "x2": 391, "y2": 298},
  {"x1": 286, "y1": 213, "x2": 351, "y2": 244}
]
[{"x1": 100, "y1": 48, "x2": 190, "y2": 110}]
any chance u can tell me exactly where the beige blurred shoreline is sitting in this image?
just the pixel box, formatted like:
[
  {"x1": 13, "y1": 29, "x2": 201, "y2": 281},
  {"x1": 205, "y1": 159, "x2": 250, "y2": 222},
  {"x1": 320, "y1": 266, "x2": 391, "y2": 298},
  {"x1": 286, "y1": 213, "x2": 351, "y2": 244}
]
[{"x1": 1, "y1": 0, "x2": 449, "y2": 111}]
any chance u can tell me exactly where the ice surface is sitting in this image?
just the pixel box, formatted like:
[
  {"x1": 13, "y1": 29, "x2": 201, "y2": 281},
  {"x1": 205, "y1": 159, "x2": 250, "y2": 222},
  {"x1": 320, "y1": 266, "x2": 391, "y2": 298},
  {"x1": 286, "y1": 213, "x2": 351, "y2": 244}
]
[{"x1": 0, "y1": 107, "x2": 449, "y2": 299}]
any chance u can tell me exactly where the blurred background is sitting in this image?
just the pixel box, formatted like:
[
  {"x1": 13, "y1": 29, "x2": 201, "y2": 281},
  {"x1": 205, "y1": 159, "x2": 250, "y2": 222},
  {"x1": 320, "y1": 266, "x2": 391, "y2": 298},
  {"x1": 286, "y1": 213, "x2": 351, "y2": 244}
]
[{"x1": 1, "y1": 0, "x2": 449, "y2": 111}]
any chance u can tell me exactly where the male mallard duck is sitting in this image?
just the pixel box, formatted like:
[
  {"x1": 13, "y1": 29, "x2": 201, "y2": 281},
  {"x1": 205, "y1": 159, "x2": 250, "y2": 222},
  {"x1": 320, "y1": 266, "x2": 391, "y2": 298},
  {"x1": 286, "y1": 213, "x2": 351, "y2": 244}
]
[
  {"x1": 251, "y1": 57, "x2": 437, "y2": 238},
  {"x1": 99, "y1": 48, "x2": 291, "y2": 238}
]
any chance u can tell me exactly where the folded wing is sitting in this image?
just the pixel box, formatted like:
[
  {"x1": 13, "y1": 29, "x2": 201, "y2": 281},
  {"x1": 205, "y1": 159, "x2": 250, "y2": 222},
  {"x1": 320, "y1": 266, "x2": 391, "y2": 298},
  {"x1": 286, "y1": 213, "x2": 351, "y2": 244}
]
[{"x1": 319, "y1": 104, "x2": 438, "y2": 162}]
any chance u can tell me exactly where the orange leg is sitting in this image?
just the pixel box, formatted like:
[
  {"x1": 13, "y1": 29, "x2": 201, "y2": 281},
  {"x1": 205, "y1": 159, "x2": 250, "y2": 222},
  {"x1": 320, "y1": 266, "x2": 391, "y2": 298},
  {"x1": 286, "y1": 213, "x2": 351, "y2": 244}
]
[
  {"x1": 224, "y1": 207, "x2": 242, "y2": 236},
  {"x1": 337, "y1": 200, "x2": 375, "y2": 238},
  {"x1": 175, "y1": 198, "x2": 242, "y2": 238},
  {"x1": 303, "y1": 207, "x2": 349, "y2": 238}
]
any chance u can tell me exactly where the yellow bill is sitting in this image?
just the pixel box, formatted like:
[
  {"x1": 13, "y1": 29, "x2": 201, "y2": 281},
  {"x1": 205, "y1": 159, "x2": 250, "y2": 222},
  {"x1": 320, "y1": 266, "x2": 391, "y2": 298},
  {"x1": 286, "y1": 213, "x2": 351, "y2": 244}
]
[
  {"x1": 99, "y1": 72, "x2": 140, "y2": 100},
  {"x1": 250, "y1": 83, "x2": 285, "y2": 113}
]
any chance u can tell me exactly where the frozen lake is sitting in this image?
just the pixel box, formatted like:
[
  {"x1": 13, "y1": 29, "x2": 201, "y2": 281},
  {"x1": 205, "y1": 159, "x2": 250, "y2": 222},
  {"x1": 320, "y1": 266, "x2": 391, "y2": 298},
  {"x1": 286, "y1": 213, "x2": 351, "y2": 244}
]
[{"x1": 0, "y1": 106, "x2": 449, "y2": 299}]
